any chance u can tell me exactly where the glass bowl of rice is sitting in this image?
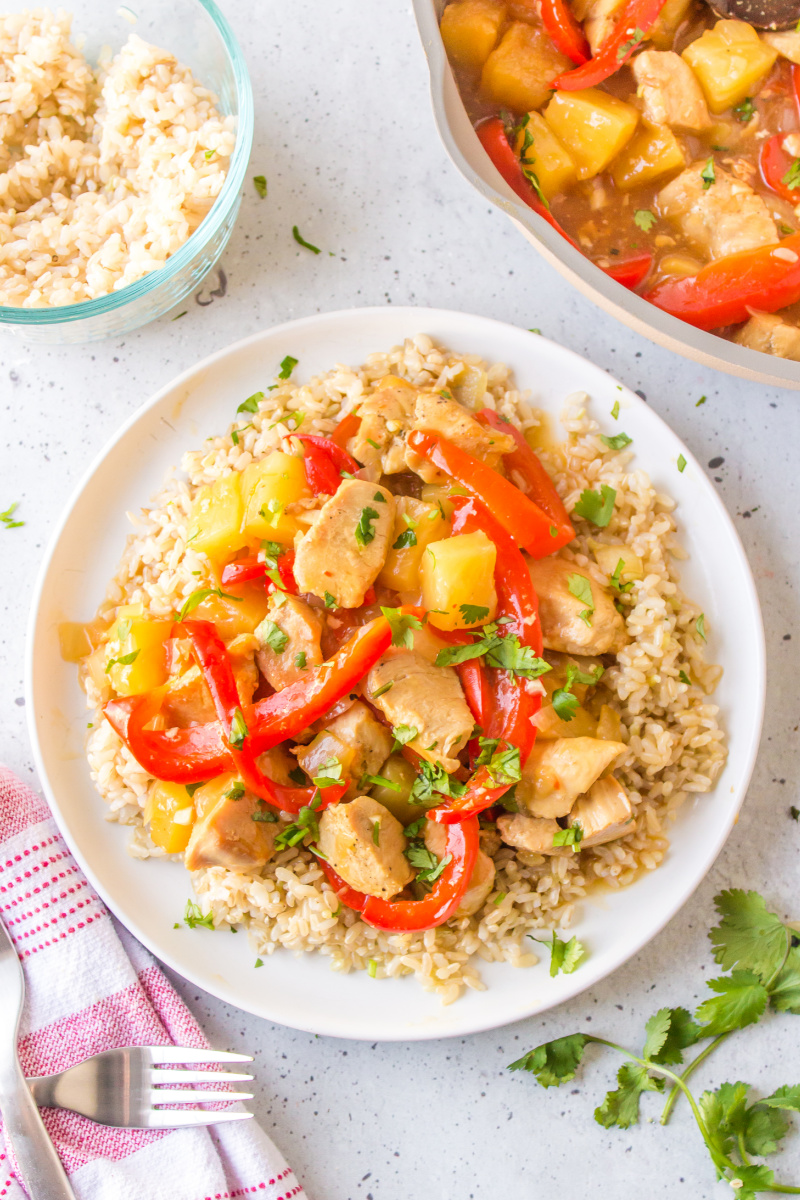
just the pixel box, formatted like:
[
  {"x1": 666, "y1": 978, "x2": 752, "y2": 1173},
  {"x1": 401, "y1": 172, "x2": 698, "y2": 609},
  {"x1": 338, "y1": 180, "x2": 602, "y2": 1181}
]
[{"x1": 0, "y1": 0, "x2": 253, "y2": 344}]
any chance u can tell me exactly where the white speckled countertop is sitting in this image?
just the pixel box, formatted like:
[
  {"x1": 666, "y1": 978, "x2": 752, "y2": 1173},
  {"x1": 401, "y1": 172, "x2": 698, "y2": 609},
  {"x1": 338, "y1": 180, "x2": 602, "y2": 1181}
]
[{"x1": 2, "y1": 2, "x2": 800, "y2": 1196}]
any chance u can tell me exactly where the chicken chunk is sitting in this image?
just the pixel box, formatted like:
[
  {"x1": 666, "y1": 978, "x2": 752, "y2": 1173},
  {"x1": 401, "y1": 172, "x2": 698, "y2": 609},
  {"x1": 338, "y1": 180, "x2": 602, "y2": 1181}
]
[
  {"x1": 496, "y1": 813, "x2": 564, "y2": 855},
  {"x1": 424, "y1": 820, "x2": 495, "y2": 916},
  {"x1": 518, "y1": 736, "x2": 627, "y2": 818},
  {"x1": 571, "y1": 0, "x2": 625, "y2": 54},
  {"x1": 734, "y1": 311, "x2": 800, "y2": 361},
  {"x1": 762, "y1": 30, "x2": 800, "y2": 64},
  {"x1": 569, "y1": 776, "x2": 633, "y2": 846},
  {"x1": 184, "y1": 789, "x2": 277, "y2": 872},
  {"x1": 526, "y1": 556, "x2": 628, "y2": 656},
  {"x1": 658, "y1": 163, "x2": 778, "y2": 260},
  {"x1": 404, "y1": 390, "x2": 515, "y2": 483},
  {"x1": 161, "y1": 646, "x2": 257, "y2": 728},
  {"x1": 293, "y1": 480, "x2": 395, "y2": 609},
  {"x1": 318, "y1": 796, "x2": 414, "y2": 898},
  {"x1": 324, "y1": 699, "x2": 394, "y2": 781},
  {"x1": 255, "y1": 594, "x2": 323, "y2": 690},
  {"x1": 632, "y1": 50, "x2": 710, "y2": 131},
  {"x1": 365, "y1": 649, "x2": 474, "y2": 772},
  {"x1": 350, "y1": 382, "x2": 418, "y2": 476}
]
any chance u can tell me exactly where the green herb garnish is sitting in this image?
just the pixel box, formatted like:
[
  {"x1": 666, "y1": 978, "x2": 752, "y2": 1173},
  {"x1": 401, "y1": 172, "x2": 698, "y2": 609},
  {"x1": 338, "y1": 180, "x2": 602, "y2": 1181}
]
[
  {"x1": 567, "y1": 574, "x2": 595, "y2": 626},
  {"x1": 701, "y1": 157, "x2": 716, "y2": 190},
  {"x1": 733, "y1": 97, "x2": 755, "y2": 122},
  {"x1": 237, "y1": 391, "x2": 264, "y2": 415},
  {"x1": 253, "y1": 175, "x2": 267, "y2": 198},
  {"x1": 178, "y1": 586, "x2": 242, "y2": 621},
  {"x1": 553, "y1": 824, "x2": 583, "y2": 849},
  {"x1": 600, "y1": 432, "x2": 632, "y2": 451},
  {"x1": 573, "y1": 484, "x2": 616, "y2": 528},
  {"x1": 105, "y1": 649, "x2": 140, "y2": 673},
  {"x1": 381, "y1": 606, "x2": 422, "y2": 649},
  {"x1": 324, "y1": 591, "x2": 338, "y2": 609},
  {"x1": 257, "y1": 619, "x2": 289, "y2": 654},
  {"x1": 278, "y1": 355, "x2": 298, "y2": 379},
  {"x1": 633, "y1": 209, "x2": 657, "y2": 232},
  {"x1": 292, "y1": 225, "x2": 321, "y2": 254},
  {"x1": 459, "y1": 603, "x2": 490, "y2": 625},
  {"x1": 224, "y1": 781, "x2": 245, "y2": 800},
  {"x1": 696, "y1": 613, "x2": 707, "y2": 642},
  {"x1": 229, "y1": 707, "x2": 248, "y2": 750},
  {"x1": 275, "y1": 790, "x2": 323, "y2": 847},
  {"x1": 183, "y1": 900, "x2": 214, "y2": 930},
  {"x1": 355, "y1": 506, "x2": 380, "y2": 547},
  {"x1": 294, "y1": 651, "x2": 307, "y2": 670}
]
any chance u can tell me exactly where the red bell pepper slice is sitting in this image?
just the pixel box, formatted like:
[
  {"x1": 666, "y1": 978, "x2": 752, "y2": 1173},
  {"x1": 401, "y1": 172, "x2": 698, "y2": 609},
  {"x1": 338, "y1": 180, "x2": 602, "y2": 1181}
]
[
  {"x1": 298, "y1": 438, "x2": 341, "y2": 495},
  {"x1": 554, "y1": 0, "x2": 669, "y2": 90},
  {"x1": 643, "y1": 233, "x2": 800, "y2": 331},
  {"x1": 294, "y1": 433, "x2": 359, "y2": 476},
  {"x1": 321, "y1": 817, "x2": 480, "y2": 932},
  {"x1": 406, "y1": 429, "x2": 564, "y2": 559},
  {"x1": 221, "y1": 551, "x2": 298, "y2": 595},
  {"x1": 759, "y1": 134, "x2": 800, "y2": 204},
  {"x1": 603, "y1": 252, "x2": 653, "y2": 290},
  {"x1": 329, "y1": 410, "x2": 361, "y2": 450},
  {"x1": 475, "y1": 409, "x2": 574, "y2": 551},
  {"x1": 476, "y1": 119, "x2": 579, "y2": 249},
  {"x1": 104, "y1": 615, "x2": 398, "y2": 782},
  {"x1": 430, "y1": 498, "x2": 543, "y2": 824},
  {"x1": 542, "y1": 0, "x2": 590, "y2": 64}
]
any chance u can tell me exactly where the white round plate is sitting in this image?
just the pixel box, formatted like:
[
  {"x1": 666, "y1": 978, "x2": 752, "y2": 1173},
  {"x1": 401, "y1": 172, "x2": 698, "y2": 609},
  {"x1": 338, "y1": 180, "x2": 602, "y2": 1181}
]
[{"x1": 27, "y1": 307, "x2": 765, "y2": 1042}]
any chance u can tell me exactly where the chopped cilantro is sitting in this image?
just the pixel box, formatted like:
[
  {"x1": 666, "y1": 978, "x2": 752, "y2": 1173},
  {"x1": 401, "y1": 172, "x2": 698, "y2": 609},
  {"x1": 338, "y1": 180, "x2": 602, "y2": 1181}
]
[
  {"x1": 372, "y1": 679, "x2": 393, "y2": 698},
  {"x1": 476, "y1": 738, "x2": 522, "y2": 785},
  {"x1": 323, "y1": 591, "x2": 338, "y2": 609},
  {"x1": 696, "y1": 395, "x2": 707, "y2": 407},
  {"x1": 734, "y1": 97, "x2": 755, "y2": 122},
  {"x1": 391, "y1": 724, "x2": 418, "y2": 751},
  {"x1": 185, "y1": 781, "x2": 206, "y2": 798},
  {"x1": 381, "y1": 606, "x2": 422, "y2": 649},
  {"x1": 364, "y1": 773, "x2": 402, "y2": 792},
  {"x1": 611, "y1": 400, "x2": 620, "y2": 420},
  {"x1": 609, "y1": 557, "x2": 634, "y2": 594},
  {"x1": 292, "y1": 225, "x2": 321, "y2": 254},
  {"x1": 633, "y1": 209, "x2": 657, "y2": 232},
  {"x1": 254, "y1": 958, "x2": 264, "y2": 967},
  {"x1": 552, "y1": 663, "x2": 602, "y2": 722},
  {"x1": 178, "y1": 586, "x2": 242, "y2": 620},
  {"x1": 553, "y1": 824, "x2": 583, "y2": 848},
  {"x1": 601, "y1": 432, "x2": 632, "y2": 451},
  {"x1": 410, "y1": 759, "x2": 467, "y2": 806},
  {"x1": 367, "y1": 958, "x2": 378, "y2": 978},
  {"x1": 392, "y1": 528, "x2": 417, "y2": 550},
  {"x1": 573, "y1": 484, "x2": 616, "y2": 528},
  {"x1": 791, "y1": 806, "x2": 800, "y2": 821},
  {"x1": 229, "y1": 707, "x2": 248, "y2": 750},
  {"x1": 783, "y1": 159, "x2": 800, "y2": 191},
  {"x1": 105, "y1": 648, "x2": 140, "y2": 673},
  {"x1": 278, "y1": 355, "x2": 298, "y2": 379},
  {"x1": 366, "y1": 437, "x2": 381, "y2": 449},
  {"x1": 435, "y1": 623, "x2": 551, "y2": 679},
  {"x1": 251, "y1": 800, "x2": 278, "y2": 823},
  {"x1": 294, "y1": 651, "x2": 307, "y2": 670},
  {"x1": 275, "y1": 790, "x2": 323, "y2": 847},
  {"x1": 237, "y1": 391, "x2": 264, "y2": 415},
  {"x1": 372, "y1": 816, "x2": 382, "y2": 845},
  {"x1": 355, "y1": 506, "x2": 380, "y2": 547},
  {"x1": 224, "y1": 780, "x2": 245, "y2": 801},
  {"x1": 459, "y1": 603, "x2": 490, "y2": 625},
  {"x1": 253, "y1": 175, "x2": 267, "y2": 198},
  {"x1": 677, "y1": 454, "x2": 687, "y2": 473},
  {"x1": 312, "y1": 757, "x2": 343, "y2": 788},
  {"x1": 696, "y1": 613, "x2": 707, "y2": 642},
  {"x1": 257, "y1": 618, "x2": 289, "y2": 654},
  {"x1": 700, "y1": 157, "x2": 716, "y2": 190},
  {"x1": 183, "y1": 900, "x2": 214, "y2": 930},
  {"x1": 373, "y1": 491, "x2": 386, "y2": 502},
  {"x1": 405, "y1": 837, "x2": 451, "y2": 883},
  {"x1": 679, "y1": 669, "x2": 691, "y2": 685},
  {"x1": 617, "y1": 25, "x2": 644, "y2": 59},
  {"x1": 567, "y1": 574, "x2": 595, "y2": 626}
]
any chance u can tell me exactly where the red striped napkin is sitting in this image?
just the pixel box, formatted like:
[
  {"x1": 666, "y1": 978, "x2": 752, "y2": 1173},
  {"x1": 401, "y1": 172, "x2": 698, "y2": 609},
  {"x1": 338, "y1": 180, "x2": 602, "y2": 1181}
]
[{"x1": 0, "y1": 765, "x2": 307, "y2": 1200}]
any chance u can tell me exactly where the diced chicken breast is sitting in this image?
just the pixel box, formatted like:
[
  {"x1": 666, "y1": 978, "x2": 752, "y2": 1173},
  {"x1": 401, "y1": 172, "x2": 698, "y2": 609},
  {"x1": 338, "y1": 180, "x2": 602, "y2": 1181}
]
[
  {"x1": 324, "y1": 699, "x2": 393, "y2": 781},
  {"x1": 526, "y1": 556, "x2": 627, "y2": 656},
  {"x1": 365, "y1": 649, "x2": 474, "y2": 772},
  {"x1": 519, "y1": 736, "x2": 627, "y2": 818},
  {"x1": 255, "y1": 594, "x2": 323, "y2": 690},
  {"x1": 404, "y1": 390, "x2": 515, "y2": 482},
  {"x1": 632, "y1": 50, "x2": 710, "y2": 131},
  {"x1": 293, "y1": 480, "x2": 395, "y2": 609},
  {"x1": 569, "y1": 776, "x2": 633, "y2": 846},
  {"x1": 734, "y1": 311, "x2": 800, "y2": 360},
  {"x1": 423, "y1": 820, "x2": 495, "y2": 916},
  {"x1": 161, "y1": 649, "x2": 257, "y2": 728},
  {"x1": 184, "y1": 790, "x2": 276, "y2": 871},
  {"x1": 496, "y1": 813, "x2": 564, "y2": 854},
  {"x1": 351, "y1": 383, "x2": 418, "y2": 475},
  {"x1": 570, "y1": 0, "x2": 625, "y2": 54},
  {"x1": 762, "y1": 30, "x2": 800, "y2": 64},
  {"x1": 658, "y1": 163, "x2": 778, "y2": 260},
  {"x1": 318, "y1": 796, "x2": 414, "y2": 898}
]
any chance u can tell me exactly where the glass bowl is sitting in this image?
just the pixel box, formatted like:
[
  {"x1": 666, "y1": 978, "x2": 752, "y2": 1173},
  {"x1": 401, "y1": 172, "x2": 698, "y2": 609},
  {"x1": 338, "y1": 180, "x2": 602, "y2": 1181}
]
[{"x1": 0, "y1": 0, "x2": 253, "y2": 344}]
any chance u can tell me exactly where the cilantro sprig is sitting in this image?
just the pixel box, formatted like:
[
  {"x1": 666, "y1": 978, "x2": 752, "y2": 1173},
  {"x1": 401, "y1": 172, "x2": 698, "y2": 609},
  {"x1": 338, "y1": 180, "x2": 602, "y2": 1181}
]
[
  {"x1": 508, "y1": 890, "x2": 800, "y2": 1197},
  {"x1": 435, "y1": 621, "x2": 551, "y2": 680},
  {"x1": 551, "y1": 663, "x2": 603, "y2": 722},
  {"x1": 573, "y1": 484, "x2": 616, "y2": 528}
]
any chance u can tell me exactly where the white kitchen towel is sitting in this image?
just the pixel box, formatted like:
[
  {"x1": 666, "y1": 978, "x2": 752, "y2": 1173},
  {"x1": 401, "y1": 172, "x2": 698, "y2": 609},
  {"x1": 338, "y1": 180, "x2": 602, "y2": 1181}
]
[{"x1": 0, "y1": 765, "x2": 308, "y2": 1200}]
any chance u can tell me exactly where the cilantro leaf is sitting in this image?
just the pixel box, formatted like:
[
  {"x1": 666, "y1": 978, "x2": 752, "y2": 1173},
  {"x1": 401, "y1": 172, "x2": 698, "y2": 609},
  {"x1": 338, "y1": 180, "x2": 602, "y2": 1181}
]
[
  {"x1": 380, "y1": 606, "x2": 422, "y2": 649},
  {"x1": 292, "y1": 225, "x2": 321, "y2": 254},
  {"x1": 543, "y1": 930, "x2": 586, "y2": 975},
  {"x1": 600, "y1": 432, "x2": 632, "y2": 451},
  {"x1": 475, "y1": 738, "x2": 521, "y2": 785},
  {"x1": 392, "y1": 528, "x2": 417, "y2": 550},
  {"x1": 184, "y1": 900, "x2": 214, "y2": 930},
  {"x1": 677, "y1": 454, "x2": 687, "y2": 473},
  {"x1": 726, "y1": 1164, "x2": 776, "y2": 1200},
  {"x1": 551, "y1": 687, "x2": 580, "y2": 721},
  {"x1": 105, "y1": 648, "x2": 140, "y2": 673},
  {"x1": 253, "y1": 175, "x2": 267, "y2": 198},
  {"x1": 743, "y1": 1105, "x2": 790, "y2": 1157},
  {"x1": 0, "y1": 501, "x2": 24, "y2": 529},
  {"x1": 642, "y1": 1007, "x2": 673, "y2": 1060},
  {"x1": 758, "y1": 1084, "x2": 800, "y2": 1114},
  {"x1": 695, "y1": 970, "x2": 768, "y2": 1036},
  {"x1": 770, "y1": 947, "x2": 800, "y2": 1014},
  {"x1": 572, "y1": 484, "x2": 616, "y2": 528},
  {"x1": 324, "y1": 591, "x2": 338, "y2": 609},
  {"x1": 701, "y1": 157, "x2": 716, "y2": 189},
  {"x1": 406, "y1": 840, "x2": 450, "y2": 883},
  {"x1": 646, "y1": 1006, "x2": 701, "y2": 1065},
  {"x1": 229, "y1": 707, "x2": 248, "y2": 750},
  {"x1": 567, "y1": 574, "x2": 595, "y2": 625},
  {"x1": 552, "y1": 824, "x2": 582, "y2": 849},
  {"x1": 294, "y1": 650, "x2": 307, "y2": 670},
  {"x1": 391, "y1": 723, "x2": 418, "y2": 751},
  {"x1": 355, "y1": 506, "x2": 379, "y2": 547},
  {"x1": 278, "y1": 355, "x2": 298, "y2": 379},
  {"x1": 734, "y1": 96, "x2": 755, "y2": 122},
  {"x1": 508, "y1": 1033, "x2": 589, "y2": 1086},
  {"x1": 784, "y1": 159, "x2": 800, "y2": 191},
  {"x1": 594, "y1": 1062, "x2": 663, "y2": 1129},
  {"x1": 275, "y1": 790, "x2": 323, "y2": 847},
  {"x1": 410, "y1": 759, "x2": 466, "y2": 805},
  {"x1": 237, "y1": 391, "x2": 264, "y2": 414},
  {"x1": 312, "y1": 757, "x2": 343, "y2": 787},
  {"x1": 709, "y1": 889, "x2": 790, "y2": 985},
  {"x1": 256, "y1": 618, "x2": 289, "y2": 654},
  {"x1": 459, "y1": 603, "x2": 490, "y2": 625},
  {"x1": 633, "y1": 209, "x2": 657, "y2": 232},
  {"x1": 178, "y1": 586, "x2": 242, "y2": 621}
]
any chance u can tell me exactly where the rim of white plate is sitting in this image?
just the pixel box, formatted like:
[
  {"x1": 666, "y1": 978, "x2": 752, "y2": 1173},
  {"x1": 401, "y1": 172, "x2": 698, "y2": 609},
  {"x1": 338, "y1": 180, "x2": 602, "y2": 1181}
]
[{"x1": 26, "y1": 306, "x2": 766, "y2": 1041}]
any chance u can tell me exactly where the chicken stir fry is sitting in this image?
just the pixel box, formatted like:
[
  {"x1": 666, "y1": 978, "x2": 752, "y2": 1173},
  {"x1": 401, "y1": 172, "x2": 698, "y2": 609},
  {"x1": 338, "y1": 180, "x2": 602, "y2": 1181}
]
[
  {"x1": 440, "y1": 0, "x2": 800, "y2": 356},
  {"x1": 90, "y1": 375, "x2": 646, "y2": 937}
]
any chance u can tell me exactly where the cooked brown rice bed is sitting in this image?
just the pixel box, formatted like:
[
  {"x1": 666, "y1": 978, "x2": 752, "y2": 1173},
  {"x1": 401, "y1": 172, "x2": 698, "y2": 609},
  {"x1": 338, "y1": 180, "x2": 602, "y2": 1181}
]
[{"x1": 82, "y1": 335, "x2": 726, "y2": 1004}]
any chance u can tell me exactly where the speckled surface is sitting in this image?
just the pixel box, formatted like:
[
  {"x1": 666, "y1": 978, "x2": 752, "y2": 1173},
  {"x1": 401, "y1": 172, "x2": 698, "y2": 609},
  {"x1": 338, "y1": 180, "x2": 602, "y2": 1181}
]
[{"x1": 2, "y1": 1, "x2": 800, "y2": 1196}]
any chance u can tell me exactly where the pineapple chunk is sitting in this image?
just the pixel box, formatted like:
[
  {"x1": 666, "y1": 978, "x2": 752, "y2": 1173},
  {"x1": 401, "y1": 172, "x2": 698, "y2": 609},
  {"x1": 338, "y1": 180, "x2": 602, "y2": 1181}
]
[
  {"x1": 514, "y1": 112, "x2": 577, "y2": 200},
  {"x1": 145, "y1": 780, "x2": 195, "y2": 854},
  {"x1": 682, "y1": 21, "x2": 777, "y2": 114},
  {"x1": 188, "y1": 471, "x2": 246, "y2": 563},
  {"x1": 480, "y1": 20, "x2": 572, "y2": 113},
  {"x1": 240, "y1": 450, "x2": 310, "y2": 546},
  {"x1": 611, "y1": 120, "x2": 685, "y2": 189},
  {"x1": 378, "y1": 497, "x2": 450, "y2": 593},
  {"x1": 544, "y1": 89, "x2": 639, "y2": 180},
  {"x1": 649, "y1": 0, "x2": 692, "y2": 49},
  {"x1": 421, "y1": 530, "x2": 497, "y2": 631},
  {"x1": 191, "y1": 583, "x2": 271, "y2": 639},
  {"x1": 106, "y1": 608, "x2": 171, "y2": 696},
  {"x1": 440, "y1": 0, "x2": 507, "y2": 72}
]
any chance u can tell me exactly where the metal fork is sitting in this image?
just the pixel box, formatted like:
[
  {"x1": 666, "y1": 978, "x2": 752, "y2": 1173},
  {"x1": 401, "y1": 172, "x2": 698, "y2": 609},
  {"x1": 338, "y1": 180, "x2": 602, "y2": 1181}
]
[{"x1": 26, "y1": 1046, "x2": 255, "y2": 1129}]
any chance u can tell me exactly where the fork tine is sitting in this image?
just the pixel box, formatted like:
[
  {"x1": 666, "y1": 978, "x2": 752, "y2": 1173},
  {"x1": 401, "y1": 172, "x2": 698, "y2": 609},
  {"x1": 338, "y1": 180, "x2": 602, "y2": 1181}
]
[
  {"x1": 149, "y1": 1089, "x2": 254, "y2": 1104},
  {"x1": 144, "y1": 1047, "x2": 253, "y2": 1065},
  {"x1": 151, "y1": 1068, "x2": 253, "y2": 1084},
  {"x1": 143, "y1": 1109, "x2": 254, "y2": 1129}
]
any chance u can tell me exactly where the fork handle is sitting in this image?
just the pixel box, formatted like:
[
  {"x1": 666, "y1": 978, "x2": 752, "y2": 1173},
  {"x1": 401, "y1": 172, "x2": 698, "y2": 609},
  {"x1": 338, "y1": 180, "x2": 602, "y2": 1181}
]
[{"x1": 0, "y1": 1064, "x2": 77, "y2": 1200}]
